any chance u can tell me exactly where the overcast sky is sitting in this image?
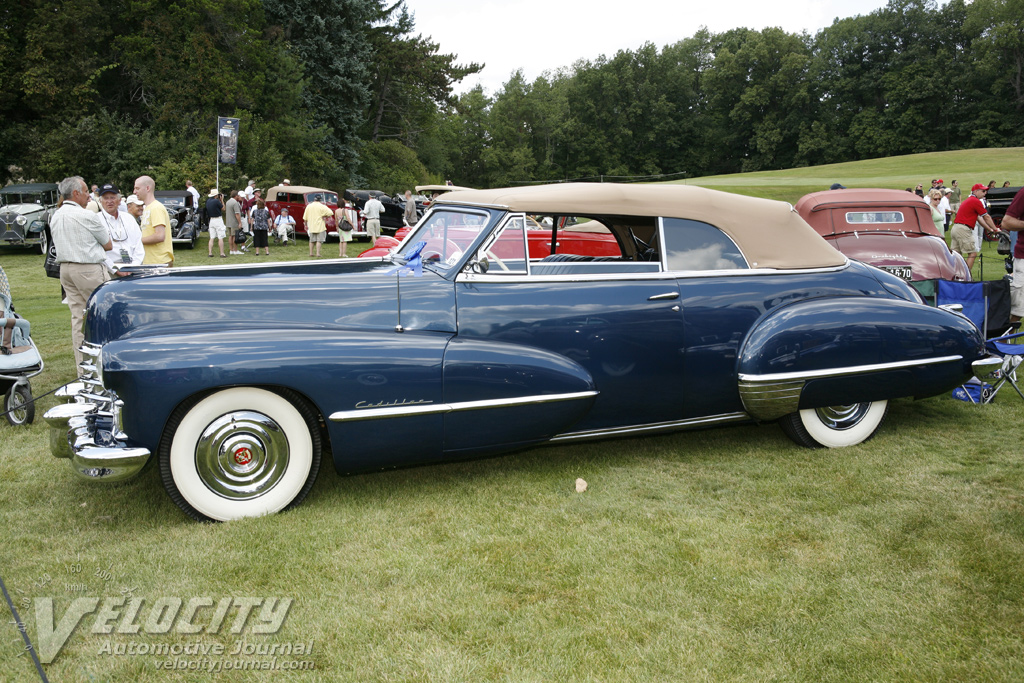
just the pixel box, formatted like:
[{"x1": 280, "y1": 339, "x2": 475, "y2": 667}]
[{"x1": 402, "y1": 0, "x2": 894, "y2": 96}]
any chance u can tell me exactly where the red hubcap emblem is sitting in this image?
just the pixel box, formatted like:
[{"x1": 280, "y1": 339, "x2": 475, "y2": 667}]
[{"x1": 234, "y1": 447, "x2": 253, "y2": 466}]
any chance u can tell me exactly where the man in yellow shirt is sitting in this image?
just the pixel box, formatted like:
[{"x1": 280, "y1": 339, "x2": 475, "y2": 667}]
[
  {"x1": 133, "y1": 175, "x2": 174, "y2": 265},
  {"x1": 303, "y1": 199, "x2": 333, "y2": 258}
]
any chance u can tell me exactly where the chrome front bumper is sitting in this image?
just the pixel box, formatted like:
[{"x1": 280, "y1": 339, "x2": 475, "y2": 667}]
[{"x1": 42, "y1": 345, "x2": 150, "y2": 483}]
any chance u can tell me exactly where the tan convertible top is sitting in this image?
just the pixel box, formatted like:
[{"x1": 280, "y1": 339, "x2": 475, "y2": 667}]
[{"x1": 435, "y1": 183, "x2": 846, "y2": 270}]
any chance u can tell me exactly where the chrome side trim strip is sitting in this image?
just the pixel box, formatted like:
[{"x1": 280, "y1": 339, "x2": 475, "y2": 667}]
[
  {"x1": 549, "y1": 412, "x2": 750, "y2": 442},
  {"x1": 738, "y1": 355, "x2": 963, "y2": 384},
  {"x1": 329, "y1": 390, "x2": 599, "y2": 422}
]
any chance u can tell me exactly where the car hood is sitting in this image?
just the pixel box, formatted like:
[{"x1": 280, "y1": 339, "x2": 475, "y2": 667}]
[
  {"x1": 0, "y1": 203, "x2": 48, "y2": 219},
  {"x1": 827, "y1": 232, "x2": 968, "y2": 281},
  {"x1": 85, "y1": 258, "x2": 457, "y2": 345}
]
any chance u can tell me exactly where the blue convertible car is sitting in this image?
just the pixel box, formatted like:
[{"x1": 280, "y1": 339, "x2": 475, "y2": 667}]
[{"x1": 45, "y1": 184, "x2": 992, "y2": 521}]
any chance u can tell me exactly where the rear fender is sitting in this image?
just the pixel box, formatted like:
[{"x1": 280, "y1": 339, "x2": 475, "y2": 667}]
[{"x1": 737, "y1": 297, "x2": 984, "y2": 420}]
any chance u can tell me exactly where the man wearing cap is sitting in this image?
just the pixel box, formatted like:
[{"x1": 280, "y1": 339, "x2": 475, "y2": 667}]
[
  {"x1": 125, "y1": 195, "x2": 144, "y2": 223},
  {"x1": 244, "y1": 180, "x2": 256, "y2": 200},
  {"x1": 133, "y1": 175, "x2": 174, "y2": 266},
  {"x1": 303, "y1": 197, "x2": 332, "y2": 257},
  {"x1": 49, "y1": 176, "x2": 112, "y2": 367},
  {"x1": 206, "y1": 189, "x2": 226, "y2": 257},
  {"x1": 951, "y1": 183, "x2": 998, "y2": 270},
  {"x1": 274, "y1": 207, "x2": 295, "y2": 244},
  {"x1": 96, "y1": 183, "x2": 144, "y2": 273}
]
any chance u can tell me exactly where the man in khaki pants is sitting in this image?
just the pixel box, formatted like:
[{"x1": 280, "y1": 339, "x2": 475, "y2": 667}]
[{"x1": 49, "y1": 176, "x2": 112, "y2": 368}]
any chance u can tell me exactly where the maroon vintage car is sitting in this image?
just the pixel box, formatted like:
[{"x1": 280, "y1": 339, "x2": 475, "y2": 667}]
[
  {"x1": 795, "y1": 188, "x2": 970, "y2": 282},
  {"x1": 358, "y1": 216, "x2": 620, "y2": 259},
  {"x1": 264, "y1": 185, "x2": 338, "y2": 237}
]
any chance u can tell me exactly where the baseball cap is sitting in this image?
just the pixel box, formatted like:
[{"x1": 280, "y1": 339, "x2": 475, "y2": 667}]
[
  {"x1": 125, "y1": 194, "x2": 144, "y2": 206},
  {"x1": 971, "y1": 183, "x2": 987, "y2": 191},
  {"x1": 830, "y1": 183, "x2": 846, "y2": 190},
  {"x1": 98, "y1": 183, "x2": 119, "y2": 196}
]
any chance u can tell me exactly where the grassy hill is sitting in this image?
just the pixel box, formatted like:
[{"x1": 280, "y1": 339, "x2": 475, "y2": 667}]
[{"x1": 671, "y1": 147, "x2": 1023, "y2": 204}]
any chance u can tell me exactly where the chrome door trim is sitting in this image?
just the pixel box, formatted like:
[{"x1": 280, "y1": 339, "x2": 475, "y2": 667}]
[{"x1": 330, "y1": 390, "x2": 599, "y2": 422}]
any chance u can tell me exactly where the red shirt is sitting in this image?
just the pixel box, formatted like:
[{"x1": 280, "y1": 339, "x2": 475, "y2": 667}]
[{"x1": 954, "y1": 195, "x2": 987, "y2": 228}]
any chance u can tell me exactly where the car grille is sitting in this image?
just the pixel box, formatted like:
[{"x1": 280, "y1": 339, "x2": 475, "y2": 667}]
[{"x1": 0, "y1": 211, "x2": 27, "y2": 243}]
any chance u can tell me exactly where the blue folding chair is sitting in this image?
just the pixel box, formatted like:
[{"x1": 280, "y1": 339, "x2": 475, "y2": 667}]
[{"x1": 973, "y1": 331, "x2": 1024, "y2": 404}]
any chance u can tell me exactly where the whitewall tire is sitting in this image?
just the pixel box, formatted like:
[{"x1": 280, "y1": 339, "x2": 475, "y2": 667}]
[
  {"x1": 780, "y1": 400, "x2": 888, "y2": 449},
  {"x1": 159, "y1": 388, "x2": 321, "y2": 521}
]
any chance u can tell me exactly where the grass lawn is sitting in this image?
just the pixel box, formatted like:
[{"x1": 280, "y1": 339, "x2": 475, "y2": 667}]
[
  {"x1": 675, "y1": 146, "x2": 1023, "y2": 205},
  {"x1": 2, "y1": 165, "x2": 1024, "y2": 681}
]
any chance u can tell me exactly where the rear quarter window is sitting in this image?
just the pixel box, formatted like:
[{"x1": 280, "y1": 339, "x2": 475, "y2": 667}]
[{"x1": 663, "y1": 218, "x2": 747, "y2": 271}]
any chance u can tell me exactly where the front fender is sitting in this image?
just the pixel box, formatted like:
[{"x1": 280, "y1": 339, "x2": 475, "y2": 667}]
[
  {"x1": 102, "y1": 328, "x2": 452, "y2": 469},
  {"x1": 736, "y1": 297, "x2": 985, "y2": 420}
]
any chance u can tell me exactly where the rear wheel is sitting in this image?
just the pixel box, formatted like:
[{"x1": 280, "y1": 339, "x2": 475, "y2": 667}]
[
  {"x1": 779, "y1": 400, "x2": 888, "y2": 448},
  {"x1": 4, "y1": 383, "x2": 34, "y2": 426},
  {"x1": 159, "y1": 388, "x2": 321, "y2": 521}
]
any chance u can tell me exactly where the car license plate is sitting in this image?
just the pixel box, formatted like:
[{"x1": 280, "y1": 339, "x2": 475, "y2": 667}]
[{"x1": 880, "y1": 265, "x2": 913, "y2": 281}]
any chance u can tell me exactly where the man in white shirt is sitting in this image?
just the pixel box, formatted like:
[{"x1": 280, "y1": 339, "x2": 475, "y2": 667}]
[
  {"x1": 96, "y1": 183, "x2": 144, "y2": 272},
  {"x1": 274, "y1": 208, "x2": 295, "y2": 244},
  {"x1": 49, "y1": 176, "x2": 112, "y2": 366},
  {"x1": 185, "y1": 180, "x2": 202, "y2": 210},
  {"x1": 244, "y1": 180, "x2": 256, "y2": 200},
  {"x1": 361, "y1": 194, "x2": 385, "y2": 246}
]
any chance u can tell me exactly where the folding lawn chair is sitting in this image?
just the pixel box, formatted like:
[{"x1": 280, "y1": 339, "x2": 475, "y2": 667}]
[{"x1": 971, "y1": 331, "x2": 1024, "y2": 404}]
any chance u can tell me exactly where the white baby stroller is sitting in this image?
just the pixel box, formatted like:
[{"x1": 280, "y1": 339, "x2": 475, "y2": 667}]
[{"x1": 0, "y1": 265, "x2": 44, "y2": 425}]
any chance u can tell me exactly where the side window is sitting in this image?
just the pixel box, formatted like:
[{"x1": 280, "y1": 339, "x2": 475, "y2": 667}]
[
  {"x1": 663, "y1": 218, "x2": 747, "y2": 271},
  {"x1": 478, "y1": 215, "x2": 528, "y2": 274}
]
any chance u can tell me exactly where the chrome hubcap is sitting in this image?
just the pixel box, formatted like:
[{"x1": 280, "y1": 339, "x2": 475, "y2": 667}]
[
  {"x1": 195, "y1": 411, "x2": 289, "y2": 500},
  {"x1": 814, "y1": 403, "x2": 870, "y2": 431}
]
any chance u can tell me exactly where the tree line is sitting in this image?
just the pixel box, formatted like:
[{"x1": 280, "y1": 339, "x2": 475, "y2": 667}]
[{"x1": 0, "y1": 0, "x2": 1020, "y2": 195}]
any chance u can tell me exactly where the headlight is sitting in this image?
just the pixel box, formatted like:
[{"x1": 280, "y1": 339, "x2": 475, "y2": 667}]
[
  {"x1": 15, "y1": 215, "x2": 27, "y2": 226},
  {"x1": 170, "y1": 218, "x2": 178, "y2": 229}
]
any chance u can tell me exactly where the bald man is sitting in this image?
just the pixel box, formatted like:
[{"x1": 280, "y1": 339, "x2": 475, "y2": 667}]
[{"x1": 133, "y1": 175, "x2": 174, "y2": 265}]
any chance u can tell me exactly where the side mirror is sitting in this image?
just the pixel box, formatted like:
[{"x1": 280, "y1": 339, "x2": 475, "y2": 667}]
[{"x1": 470, "y1": 256, "x2": 490, "y2": 274}]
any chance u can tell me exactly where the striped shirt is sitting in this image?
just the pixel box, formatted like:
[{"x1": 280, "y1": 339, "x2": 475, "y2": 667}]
[{"x1": 50, "y1": 201, "x2": 110, "y2": 264}]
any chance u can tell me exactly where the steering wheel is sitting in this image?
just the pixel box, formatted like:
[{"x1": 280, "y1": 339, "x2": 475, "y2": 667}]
[
  {"x1": 421, "y1": 238, "x2": 462, "y2": 263},
  {"x1": 483, "y1": 249, "x2": 510, "y2": 272},
  {"x1": 629, "y1": 229, "x2": 656, "y2": 261}
]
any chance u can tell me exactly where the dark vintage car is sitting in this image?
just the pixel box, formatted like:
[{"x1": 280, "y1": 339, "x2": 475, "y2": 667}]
[
  {"x1": 0, "y1": 182, "x2": 58, "y2": 253},
  {"x1": 265, "y1": 185, "x2": 339, "y2": 237},
  {"x1": 344, "y1": 189, "x2": 405, "y2": 235},
  {"x1": 985, "y1": 186, "x2": 1022, "y2": 227},
  {"x1": 154, "y1": 190, "x2": 200, "y2": 250},
  {"x1": 44, "y1": 183, "x2": 993, "y2": 522},
  {"x1": 795, "y1": 188, "x2": 971, "y2": 282}
]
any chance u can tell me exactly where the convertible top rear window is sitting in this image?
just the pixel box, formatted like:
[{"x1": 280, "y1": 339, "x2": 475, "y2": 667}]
[{"x1": 846, "y1": 211, "x2": 905, "y2": 224}]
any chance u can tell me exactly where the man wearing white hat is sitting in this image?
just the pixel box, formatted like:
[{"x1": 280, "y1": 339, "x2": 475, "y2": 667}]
[{"x1": 206, "y1": 189, "x2": 226, "y2": 257}]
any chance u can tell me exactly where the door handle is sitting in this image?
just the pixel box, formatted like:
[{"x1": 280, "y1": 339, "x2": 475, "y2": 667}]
[{"x1": 647, "y1": 292, "x2": 679, "y2": 301}]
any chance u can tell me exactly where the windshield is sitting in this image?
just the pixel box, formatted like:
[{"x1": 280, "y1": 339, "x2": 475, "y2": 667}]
[
  {"x1": 397, "y1": 209, "x2": 491, "y2": 268},
  {"x1": 307, "y1": 192, "x2": 338, "y2": 205},
  {"x1": 158, "y1": 196, "x2": 186, "y2": 208}
]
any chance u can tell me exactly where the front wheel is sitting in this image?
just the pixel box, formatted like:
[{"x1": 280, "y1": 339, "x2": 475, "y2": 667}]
[
  {"x1": 4, "y1": 383, "x2": 34, "y2": 426},
  {"x1": 159, "y1": 388, "x2": 321, "y2": 521},
  {"x1": 779, "y1": 400, "x2": 888, "y2": 448}
]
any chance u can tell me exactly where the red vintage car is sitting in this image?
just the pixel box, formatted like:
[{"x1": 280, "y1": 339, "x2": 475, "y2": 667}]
[
  {"x1": 264, "y1": 185, "x2": 338, "y2": 237},
  {"x1": 795, "y1": 188, "x2": 970, "y2": 282},
  {"x1": 358, "y1": 216, "x2": 620, "y2": 259}
]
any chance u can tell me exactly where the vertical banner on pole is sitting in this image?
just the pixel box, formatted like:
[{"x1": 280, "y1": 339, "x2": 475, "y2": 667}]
[{"x1": 218, "y1": 117, "x2": 240, "y2": 164}]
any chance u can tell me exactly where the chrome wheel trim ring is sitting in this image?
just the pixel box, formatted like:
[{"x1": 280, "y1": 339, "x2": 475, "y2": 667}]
[
  {"x1": 195, "y1": 410, "x2": 289, "y2": 500},
  {"x1": 814, "y1": 403, "x2": 871, "y2": 431}
]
